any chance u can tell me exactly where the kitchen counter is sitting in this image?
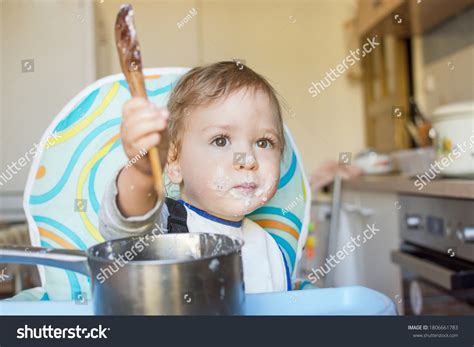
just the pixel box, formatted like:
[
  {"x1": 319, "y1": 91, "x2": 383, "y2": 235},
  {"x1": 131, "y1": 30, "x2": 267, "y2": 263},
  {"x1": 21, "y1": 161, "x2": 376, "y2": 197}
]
[{"x1": 343, "y1": 175, "x2": 474, "y2": 200}]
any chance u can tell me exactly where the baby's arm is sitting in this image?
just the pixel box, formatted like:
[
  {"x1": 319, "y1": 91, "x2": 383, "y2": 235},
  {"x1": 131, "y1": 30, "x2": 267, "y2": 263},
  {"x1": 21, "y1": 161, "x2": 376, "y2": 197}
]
[
  {"x1": 99, "y1": 97, "x2": 170, "y2": 239},
  {"x1": 116, "y1": 163, "x2": 157, "y2": 217},
  {"x1": 99, "y1": 167, "x2": 169, "y2": 240},
  {"x1": 116, "y1": 97, "x2": 169, "y2": 217}
]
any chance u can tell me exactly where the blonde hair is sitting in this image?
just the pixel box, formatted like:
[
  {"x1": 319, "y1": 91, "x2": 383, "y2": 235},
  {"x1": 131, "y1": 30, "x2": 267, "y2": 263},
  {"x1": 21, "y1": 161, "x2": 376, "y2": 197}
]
[{"x1": 167, "y1": 61, "x2": 285, "y2": 160}]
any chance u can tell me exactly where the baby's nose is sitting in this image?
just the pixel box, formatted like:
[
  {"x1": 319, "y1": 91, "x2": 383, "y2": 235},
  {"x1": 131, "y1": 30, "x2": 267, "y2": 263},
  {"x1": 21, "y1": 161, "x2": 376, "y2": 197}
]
[{"x1": 232, "y1": 152, "x2": 257, "y2": 170}]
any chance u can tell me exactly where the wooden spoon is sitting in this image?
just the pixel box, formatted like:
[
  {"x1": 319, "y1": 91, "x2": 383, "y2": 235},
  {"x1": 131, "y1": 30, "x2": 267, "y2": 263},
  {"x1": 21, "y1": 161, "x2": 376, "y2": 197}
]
[{"x1": 114, "y1": 4, "x2": 165, "y2": 199}]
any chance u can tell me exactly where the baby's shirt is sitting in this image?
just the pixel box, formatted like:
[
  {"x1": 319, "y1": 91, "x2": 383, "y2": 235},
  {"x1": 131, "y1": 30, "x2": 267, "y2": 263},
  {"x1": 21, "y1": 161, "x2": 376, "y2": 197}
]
[{"x1": 98, "y1": 168, "x2": 289, "y2": 294}]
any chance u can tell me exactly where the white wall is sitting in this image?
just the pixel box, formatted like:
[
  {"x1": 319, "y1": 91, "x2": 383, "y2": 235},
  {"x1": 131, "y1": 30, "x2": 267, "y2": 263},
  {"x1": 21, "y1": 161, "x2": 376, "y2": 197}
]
[
  {"x1": 1, "y1": 0, "x2": 365, "y2": 201},
  {"x1": 94, "y1": 0, "x2": 200, "y2": 78},
  {"x1": 95, "y1": 0, "x2": 365, "y2": 175},
  {"x1": 0, "y1": 0, "x2": 96, "y2": 195}
]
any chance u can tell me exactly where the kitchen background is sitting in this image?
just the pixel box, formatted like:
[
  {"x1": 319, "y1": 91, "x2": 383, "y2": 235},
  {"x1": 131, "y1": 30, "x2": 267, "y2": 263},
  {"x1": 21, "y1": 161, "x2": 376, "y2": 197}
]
[{"x1": 1, "y1": 0, "x2": 473, "y2": 315}]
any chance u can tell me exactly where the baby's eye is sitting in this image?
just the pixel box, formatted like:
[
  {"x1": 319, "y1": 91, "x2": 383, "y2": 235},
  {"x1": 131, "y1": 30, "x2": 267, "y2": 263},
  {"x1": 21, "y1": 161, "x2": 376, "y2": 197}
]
[
  {"x1": 256, "y1": 138, "x2": 274, "y2": 149},
  {"x1": 212, "y1": 135, "x2": 229, "y2": 147}
]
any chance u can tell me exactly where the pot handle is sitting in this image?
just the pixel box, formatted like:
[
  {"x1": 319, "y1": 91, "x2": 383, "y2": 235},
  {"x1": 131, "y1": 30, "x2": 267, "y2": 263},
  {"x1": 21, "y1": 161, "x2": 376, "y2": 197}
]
[{"x1": 0, "y1": 245, "x2": 89, "y2": 276}]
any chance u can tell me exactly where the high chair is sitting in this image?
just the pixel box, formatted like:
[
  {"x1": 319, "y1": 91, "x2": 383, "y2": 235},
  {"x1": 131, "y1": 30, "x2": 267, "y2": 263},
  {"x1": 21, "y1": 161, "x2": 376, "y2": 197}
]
[{"x1": 7, "y1": 67, "x2": 313, "y2": 301}]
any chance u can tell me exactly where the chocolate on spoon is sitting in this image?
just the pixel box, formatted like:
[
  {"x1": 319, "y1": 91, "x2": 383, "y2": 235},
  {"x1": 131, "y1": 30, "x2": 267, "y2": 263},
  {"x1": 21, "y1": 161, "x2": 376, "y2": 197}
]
[{"x1": 115, "y1": 4, "x2": 165, "y2": 199}]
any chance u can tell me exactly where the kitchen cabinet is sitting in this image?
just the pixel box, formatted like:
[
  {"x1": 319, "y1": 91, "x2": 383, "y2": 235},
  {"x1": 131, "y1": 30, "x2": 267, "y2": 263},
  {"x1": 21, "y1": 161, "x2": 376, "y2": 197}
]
[
  {"x1": 356, "y1": 0, "x2": 405, "y2": 38},
  {"x1": 338, "y1": 188, "x2": 404, "y2": 314},
  {"x1": 361, "y1": 35, "x2": 411, "y2": 152},
  {"x1": 355, "y1": 0, "x2": 474, "y2": 152},
  {"x1": 356, "y1": 0, "x2": 474, "y2": 38}
]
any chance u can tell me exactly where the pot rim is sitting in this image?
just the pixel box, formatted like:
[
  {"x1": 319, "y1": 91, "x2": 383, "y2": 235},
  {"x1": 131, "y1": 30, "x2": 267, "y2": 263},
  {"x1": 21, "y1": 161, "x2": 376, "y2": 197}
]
[{"x1": 86, "y1": 233, "x2": 245, "y2": 266}]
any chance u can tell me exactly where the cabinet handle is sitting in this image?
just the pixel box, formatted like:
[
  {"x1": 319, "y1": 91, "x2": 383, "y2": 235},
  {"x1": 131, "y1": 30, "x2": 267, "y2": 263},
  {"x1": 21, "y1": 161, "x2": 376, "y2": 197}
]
[
  {"x1": 391, "y1": 251, "x2": 458, "y2": 290},
  {"x1": 342, "y1": 202, "x2": 359, "y2": 213},
  {"x1": 359, "y1": 207, "x2": 375, "y2": 217},
  {"x1": 342, "y1": 203, "x2": 374, "y2": 216}
]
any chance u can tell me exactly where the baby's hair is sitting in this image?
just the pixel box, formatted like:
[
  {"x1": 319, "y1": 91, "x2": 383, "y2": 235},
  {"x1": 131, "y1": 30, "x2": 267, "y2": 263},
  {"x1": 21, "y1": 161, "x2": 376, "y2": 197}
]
[{"x1": 167, "y1": 61, "x2": 286, "y2": 161}]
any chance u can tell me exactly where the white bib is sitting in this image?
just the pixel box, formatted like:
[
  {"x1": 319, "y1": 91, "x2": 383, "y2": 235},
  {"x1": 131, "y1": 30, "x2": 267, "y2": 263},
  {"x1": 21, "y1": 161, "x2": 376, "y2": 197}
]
[{"x1": 184, "y1": 206, "x2": 288, "y2": 294}]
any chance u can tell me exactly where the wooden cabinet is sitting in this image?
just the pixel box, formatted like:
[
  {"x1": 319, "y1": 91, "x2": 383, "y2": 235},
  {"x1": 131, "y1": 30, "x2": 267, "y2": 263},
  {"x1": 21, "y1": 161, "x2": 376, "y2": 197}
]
[
  {"x1": 408, "y1": 0, "x2": 474, "y2": 34},
  {"x1": 356, "y1": 0, "x2": 474, "y2": 38},
  {"x1": 361, "y1": 35, "x2": 411, "y2": 152},
  {"x1": 356, "y1": 0, "x2": 474, "y2": 152},
  {"x1": 357, "y1": 0, "x2": 406, "y2": 38}
]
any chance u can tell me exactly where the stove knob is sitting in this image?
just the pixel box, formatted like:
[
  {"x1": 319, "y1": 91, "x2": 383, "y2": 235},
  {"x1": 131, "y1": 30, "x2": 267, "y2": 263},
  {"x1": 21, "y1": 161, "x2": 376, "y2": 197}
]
[
  {"x1": 462, "y1": 226, "x2": 474, "y2": 243},
  {"x1": 456, "y1": 226, "x2": 474, "y2": 243},
  {"x1": 445, "y1": 224, "x2": 453, "y2": 237}
]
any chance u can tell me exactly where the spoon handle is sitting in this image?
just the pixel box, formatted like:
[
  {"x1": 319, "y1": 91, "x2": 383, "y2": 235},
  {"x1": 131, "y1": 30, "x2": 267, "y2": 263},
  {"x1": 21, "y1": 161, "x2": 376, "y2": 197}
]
[{"x1": 114, "y1": 4, "x2": 165, "y2": 199}]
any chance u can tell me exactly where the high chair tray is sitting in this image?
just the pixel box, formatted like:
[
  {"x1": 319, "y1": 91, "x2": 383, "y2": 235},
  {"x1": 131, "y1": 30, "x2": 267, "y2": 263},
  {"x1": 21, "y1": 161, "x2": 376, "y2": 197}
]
[
  {"x1": 0, "y1": 286, "x2": 396, "y2": 315},
  {"x1": 245, "y1": 286, "x2": 396, "y2": 315}
]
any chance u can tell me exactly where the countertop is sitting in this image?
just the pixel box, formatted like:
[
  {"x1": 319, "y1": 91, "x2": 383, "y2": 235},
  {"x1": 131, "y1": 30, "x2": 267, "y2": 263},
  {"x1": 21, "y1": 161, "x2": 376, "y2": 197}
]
[{"x1": 342, "y1": 175, "x2": 474, "y2": 199}]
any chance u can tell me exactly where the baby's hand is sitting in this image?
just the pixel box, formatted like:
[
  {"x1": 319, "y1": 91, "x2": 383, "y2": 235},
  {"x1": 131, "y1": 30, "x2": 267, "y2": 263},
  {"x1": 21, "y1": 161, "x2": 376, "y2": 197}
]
[{"x1": 120, "y1": 97, "x2": 169, "y2": 176}]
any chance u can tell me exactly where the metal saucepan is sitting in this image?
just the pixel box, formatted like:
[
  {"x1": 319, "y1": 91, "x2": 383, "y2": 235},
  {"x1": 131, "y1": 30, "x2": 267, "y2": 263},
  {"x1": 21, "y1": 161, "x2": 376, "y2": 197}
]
[{"x1": 0, "y1": 233, "x2": 245, "y2": 315}]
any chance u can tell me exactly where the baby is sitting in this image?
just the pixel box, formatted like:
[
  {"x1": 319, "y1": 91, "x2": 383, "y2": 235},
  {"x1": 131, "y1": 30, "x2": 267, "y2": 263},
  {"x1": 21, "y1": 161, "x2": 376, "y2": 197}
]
[{"x1": 99, "y1": 61, "x2": 290, "y2": 293}]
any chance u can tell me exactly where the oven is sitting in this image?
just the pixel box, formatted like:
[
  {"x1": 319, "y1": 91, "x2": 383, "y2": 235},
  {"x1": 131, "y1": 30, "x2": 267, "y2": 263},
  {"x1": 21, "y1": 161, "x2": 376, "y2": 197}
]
[{"x1": 391, "y1": 194, "x2": 474, "y2": 315}]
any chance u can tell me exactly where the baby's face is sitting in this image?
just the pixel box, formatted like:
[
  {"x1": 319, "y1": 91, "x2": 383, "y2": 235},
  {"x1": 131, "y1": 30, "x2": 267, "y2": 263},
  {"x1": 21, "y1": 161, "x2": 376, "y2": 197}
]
[{"x1": 171, "y1": 88, "x2": 282, "y2": 221}]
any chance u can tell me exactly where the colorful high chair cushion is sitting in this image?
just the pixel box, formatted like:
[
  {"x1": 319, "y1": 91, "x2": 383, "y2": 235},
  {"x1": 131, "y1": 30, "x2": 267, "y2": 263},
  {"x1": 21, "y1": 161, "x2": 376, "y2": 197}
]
[{"x1": 17, "y1": 67, "x2": 311, "y2": 301}]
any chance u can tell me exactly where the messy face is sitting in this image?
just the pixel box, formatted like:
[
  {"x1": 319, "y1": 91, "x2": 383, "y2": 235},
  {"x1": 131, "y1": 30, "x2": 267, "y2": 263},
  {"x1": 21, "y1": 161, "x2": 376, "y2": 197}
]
[{"x1": 168, "y1": 88, "x2": 282, "y2": 222}]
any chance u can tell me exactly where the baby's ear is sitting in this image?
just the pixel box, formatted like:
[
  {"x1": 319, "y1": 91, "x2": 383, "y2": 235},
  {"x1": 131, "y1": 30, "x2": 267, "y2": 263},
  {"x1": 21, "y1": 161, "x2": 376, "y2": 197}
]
[{"x1": 166, "y1": 144, "x2": 182, "y2": 184}]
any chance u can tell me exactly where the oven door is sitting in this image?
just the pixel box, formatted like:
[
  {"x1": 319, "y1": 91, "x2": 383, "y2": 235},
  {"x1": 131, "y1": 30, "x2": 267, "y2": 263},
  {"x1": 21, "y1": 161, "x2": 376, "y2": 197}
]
[{"x1": 392, "y1": 244, "x2": 474, "y2": 315}]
